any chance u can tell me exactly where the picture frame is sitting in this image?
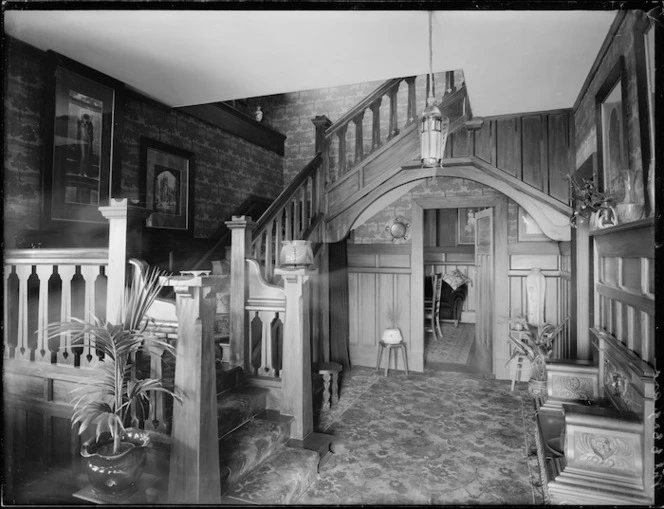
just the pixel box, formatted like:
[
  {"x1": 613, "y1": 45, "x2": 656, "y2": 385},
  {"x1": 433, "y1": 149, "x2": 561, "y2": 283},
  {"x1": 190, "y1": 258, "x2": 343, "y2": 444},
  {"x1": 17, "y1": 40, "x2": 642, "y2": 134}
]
[
  {"x1": 595, "y1": 55, "x2": 629, "y2": 198},
  {"x1": 517, "y1": 207, "x2": 548, "y2": 241},
  {"x1": 139, "y1": 138, "x2": 194, "y2": 231},
  {"x1": 457, "y1": 208, "x2": 479, "y2": 245},
  {"x1": 42, "y1": 50, "x2": 124, "y2": 225}
]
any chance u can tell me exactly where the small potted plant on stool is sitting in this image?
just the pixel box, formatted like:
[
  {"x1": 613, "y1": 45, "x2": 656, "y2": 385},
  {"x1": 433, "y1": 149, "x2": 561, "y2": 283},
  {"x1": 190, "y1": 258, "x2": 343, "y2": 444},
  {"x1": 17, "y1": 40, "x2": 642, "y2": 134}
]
[{"x1": 382, "y1": 305, "x2": 403, "y2": 344}]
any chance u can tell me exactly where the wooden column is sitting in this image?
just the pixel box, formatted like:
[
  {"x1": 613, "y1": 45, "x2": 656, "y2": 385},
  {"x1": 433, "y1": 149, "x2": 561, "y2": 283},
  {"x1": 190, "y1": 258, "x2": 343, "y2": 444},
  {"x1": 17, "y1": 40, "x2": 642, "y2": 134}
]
[
  {"x1": 99, "y1": 198, "x2": 150, "y2": 324},
  {"x1": 274, "y1": 267, "x2": 317, "y2": 440},
  {"x1": 164, "y1": 273, "x2": 223, "y2": 504},
  {"x1": 226, "y1": 216, "x2": 256, "y2": 370},
  {"x1": 575, "y1": 216, "x2": 591, "y2": 360}
]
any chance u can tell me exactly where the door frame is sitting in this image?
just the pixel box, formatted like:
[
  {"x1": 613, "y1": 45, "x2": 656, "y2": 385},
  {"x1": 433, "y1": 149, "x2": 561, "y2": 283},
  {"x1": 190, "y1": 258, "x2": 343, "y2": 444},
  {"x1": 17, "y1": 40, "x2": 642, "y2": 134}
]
[{"x1": 412, "y1": 194, "x2": 509, "y2": 377}]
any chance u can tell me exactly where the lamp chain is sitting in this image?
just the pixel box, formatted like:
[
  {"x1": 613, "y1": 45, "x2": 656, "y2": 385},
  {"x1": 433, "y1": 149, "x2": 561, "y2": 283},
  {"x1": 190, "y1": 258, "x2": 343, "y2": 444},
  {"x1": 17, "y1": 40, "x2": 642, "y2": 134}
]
[{"x1": 429, "y1": 10, "x2": 434, "y2": 99}]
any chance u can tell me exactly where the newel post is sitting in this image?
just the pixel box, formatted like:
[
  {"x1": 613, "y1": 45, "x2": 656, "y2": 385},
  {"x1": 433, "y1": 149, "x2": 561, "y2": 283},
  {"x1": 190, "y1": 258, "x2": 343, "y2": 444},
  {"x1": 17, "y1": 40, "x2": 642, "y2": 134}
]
[
  {"x1": 99, "y1": 198, "x2": 150, "y2": 322},
  {"x1": 162, "y1": 273, "x2": 223, "y2": 504},
  {"x1": 313, "y1": 115, "x2": 332, "y2": 185},
  {"x1": 275, "y1": 267, "x2": 317, "y2": 440},
  {"x1": 226, "y1": 215, "x2": 256, "y2": 369}
]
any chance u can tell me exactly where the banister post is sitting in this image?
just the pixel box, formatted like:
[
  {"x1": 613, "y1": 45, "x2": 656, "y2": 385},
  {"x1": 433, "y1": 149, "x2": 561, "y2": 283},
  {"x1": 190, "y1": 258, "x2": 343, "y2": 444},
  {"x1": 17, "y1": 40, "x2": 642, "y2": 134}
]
[
  {"x1": 388, "y1": 85, "x2": 399, "y2": 139},
  {"x1": 353, "y1": 112, "x2": 364, "y2": 165},
  {"x1": 226, "y1": 215, "x2": 256, "y2": 370},
  {"x1": 274, "y1": 267, "x2": 317, "y2": 440},
  {"x1": 161, "y1": 273, "x2": 223, "y2": 504},
  {"x1": 99, "y1": 198, "x2": 150, "y2": 323},
  {"x1": 406, "y1": 76, "x2": 417, "y2": 125},
  {"x1": 370, "y1": 98, "x2": 382, "y2": 151},
  {"x1": 312, "y1": 115, "x2": 332, "y2": 186}
]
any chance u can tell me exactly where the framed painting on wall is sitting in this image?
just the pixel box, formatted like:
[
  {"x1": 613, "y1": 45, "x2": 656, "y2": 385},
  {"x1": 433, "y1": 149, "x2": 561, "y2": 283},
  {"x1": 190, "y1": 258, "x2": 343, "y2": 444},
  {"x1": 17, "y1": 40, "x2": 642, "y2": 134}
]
[
  {"x1": 43, "y1": 51, "x2": 124, "y2": 225},
  {"x1": 517, "y1": 207, "x2": 548, "y2": 241},
  {"x1": 595, "y1": 56, "x2": 629, "y2": 199},
  {"x1": 140, "y1": 138, "x2": 194, "y2": 231},
  {"x1": 457, "y1": 208, "x2": 480, "y2": 245}
]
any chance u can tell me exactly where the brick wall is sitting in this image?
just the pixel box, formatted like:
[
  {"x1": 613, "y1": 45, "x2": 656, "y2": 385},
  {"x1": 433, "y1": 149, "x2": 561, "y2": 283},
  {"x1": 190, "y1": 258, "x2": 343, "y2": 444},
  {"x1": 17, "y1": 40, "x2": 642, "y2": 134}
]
[
  {"x1": 245, "y1": 71, "x2": 464, "y2": 184},
  {"x1": 3, "y1": 38, "x2": 283, "y2": 247}
]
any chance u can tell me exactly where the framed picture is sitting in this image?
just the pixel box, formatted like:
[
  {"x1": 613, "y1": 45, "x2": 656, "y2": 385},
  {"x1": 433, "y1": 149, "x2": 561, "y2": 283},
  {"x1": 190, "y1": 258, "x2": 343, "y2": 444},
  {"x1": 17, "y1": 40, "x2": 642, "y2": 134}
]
[
  {"x1": 457, "y1": 208, "x2": 480, "y2": 245},
  {"x1": 595, "y1": 56, "x2": 629, "y2": 198},
  {"x1": 517, "y1": 207, "x2": 548, "y2": 241},
  {"x1": 43, "y1": 51, "x2": 124, "y2": 224},
  {"x1": 140, "y1": 138, "x2": 194, "y2": 231}
]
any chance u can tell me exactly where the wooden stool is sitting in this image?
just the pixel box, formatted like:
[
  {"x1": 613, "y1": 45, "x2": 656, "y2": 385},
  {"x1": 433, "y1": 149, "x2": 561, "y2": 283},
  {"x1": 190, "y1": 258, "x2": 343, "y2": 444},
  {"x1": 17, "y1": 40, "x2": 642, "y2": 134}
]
[
  {"x1": 316, "y1": 362, "x2": 342, "y2": 410},
  {"x1": 510, "y1": 353, "x2": 526, "y2": 391},
  {"x1": 375, "y1": 340, "x2": 409, "y2": 376}
]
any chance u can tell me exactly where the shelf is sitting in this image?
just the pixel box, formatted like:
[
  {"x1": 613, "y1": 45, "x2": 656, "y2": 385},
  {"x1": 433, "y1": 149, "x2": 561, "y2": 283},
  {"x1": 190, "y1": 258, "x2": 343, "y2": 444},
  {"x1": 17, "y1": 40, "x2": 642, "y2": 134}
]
[{"x1": 589, "y1": 217, "x2": 653, "y2": 236}]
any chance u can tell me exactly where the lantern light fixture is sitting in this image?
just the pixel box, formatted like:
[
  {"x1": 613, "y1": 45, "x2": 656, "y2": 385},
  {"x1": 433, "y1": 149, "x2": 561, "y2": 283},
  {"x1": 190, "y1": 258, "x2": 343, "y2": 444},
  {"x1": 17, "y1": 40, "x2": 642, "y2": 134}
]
[{"x1": 421, "y1": 11, "x2": 450, "y2": 168}]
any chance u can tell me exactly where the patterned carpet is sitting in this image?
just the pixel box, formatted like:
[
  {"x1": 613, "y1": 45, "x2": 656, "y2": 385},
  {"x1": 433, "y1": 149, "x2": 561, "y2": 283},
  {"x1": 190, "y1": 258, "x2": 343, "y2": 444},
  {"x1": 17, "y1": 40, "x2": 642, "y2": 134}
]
[
  {"x1": 425, "y1": 322, "x2": 475, "y2": 365},
  {"x1": 304, "y1": 366, "x2": 545, "y2": 505}
]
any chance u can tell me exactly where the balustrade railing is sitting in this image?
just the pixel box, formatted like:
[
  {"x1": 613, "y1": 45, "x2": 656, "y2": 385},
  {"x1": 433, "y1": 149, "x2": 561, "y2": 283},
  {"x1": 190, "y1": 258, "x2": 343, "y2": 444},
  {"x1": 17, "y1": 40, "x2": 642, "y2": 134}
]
[
  {"x1": 251, "y1": 154, "x2": 323, "y2": 281},
  {"x1": 4, "y1": 248, "x2": 109, "y2": 367}
]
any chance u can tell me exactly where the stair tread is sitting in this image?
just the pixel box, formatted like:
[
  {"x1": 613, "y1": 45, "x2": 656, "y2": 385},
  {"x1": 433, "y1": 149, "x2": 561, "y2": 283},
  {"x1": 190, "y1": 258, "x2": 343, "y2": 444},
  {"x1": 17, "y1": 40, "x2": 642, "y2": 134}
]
[
  {"x1": 221, "y1": 446, "x2": 319, "y2": 505},
  {"x1": 217, "y1": 386, "x2": 268, "y2": 438},
  {"x1": 219, "y1": 418, "x2": 289, "y2": 494}
]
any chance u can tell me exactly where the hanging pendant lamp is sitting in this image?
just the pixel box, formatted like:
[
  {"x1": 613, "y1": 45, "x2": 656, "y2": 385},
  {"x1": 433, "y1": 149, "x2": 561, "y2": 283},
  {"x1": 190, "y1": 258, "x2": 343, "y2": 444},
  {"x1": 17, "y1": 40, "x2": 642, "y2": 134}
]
[{"x1": 421, "y1": 11, "x2": 450, "y2": 168}]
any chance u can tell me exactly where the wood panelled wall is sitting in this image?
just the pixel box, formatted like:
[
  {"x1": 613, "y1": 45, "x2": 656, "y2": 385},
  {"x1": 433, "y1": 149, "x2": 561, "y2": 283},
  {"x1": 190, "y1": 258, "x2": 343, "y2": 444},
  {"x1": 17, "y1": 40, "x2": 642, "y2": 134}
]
[
  {"x1": 446, "y1": 110, "x2": 573, "y2": 204},
  {"x1": 507, "y1": 243, "x2": 573, "y2": 369},
  {"x1": 591, "y1": 220, "x2": 654, "y2": 366},
  {"x1": 347, "y1": 244, "x2": 417, "y2": 371}
]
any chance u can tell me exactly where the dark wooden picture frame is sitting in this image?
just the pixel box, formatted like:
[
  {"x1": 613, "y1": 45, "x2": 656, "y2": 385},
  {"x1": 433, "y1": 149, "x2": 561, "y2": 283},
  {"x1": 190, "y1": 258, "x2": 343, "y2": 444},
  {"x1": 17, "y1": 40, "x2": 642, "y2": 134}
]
[
  {"x1": 42, "y1": 50, "x2": 124, "y2": 225},
  {"x1": 140, "y1": 138, "x2": 194, "y2": 232},
  {"x1": 595, "y1": 55, "x2": 629, "y2": 197}
]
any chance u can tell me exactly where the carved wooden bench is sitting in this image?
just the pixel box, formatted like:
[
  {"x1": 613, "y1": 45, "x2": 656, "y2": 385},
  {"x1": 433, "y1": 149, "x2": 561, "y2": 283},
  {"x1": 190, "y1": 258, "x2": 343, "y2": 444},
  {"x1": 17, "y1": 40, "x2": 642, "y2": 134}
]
[{"x1": 534, "y1": 328, "x2": 655, "y2": 505}]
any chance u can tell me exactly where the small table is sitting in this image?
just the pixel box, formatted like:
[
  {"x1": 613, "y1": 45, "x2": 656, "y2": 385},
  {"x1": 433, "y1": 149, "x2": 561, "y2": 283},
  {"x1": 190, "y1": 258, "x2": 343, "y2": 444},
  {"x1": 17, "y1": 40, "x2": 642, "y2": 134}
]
[
  {"x1": 316, "y1": 362, "x2": 342, "y2": 410},
  {"x1": 375, "y1": 340, "x2": 409, "y2": 376}
]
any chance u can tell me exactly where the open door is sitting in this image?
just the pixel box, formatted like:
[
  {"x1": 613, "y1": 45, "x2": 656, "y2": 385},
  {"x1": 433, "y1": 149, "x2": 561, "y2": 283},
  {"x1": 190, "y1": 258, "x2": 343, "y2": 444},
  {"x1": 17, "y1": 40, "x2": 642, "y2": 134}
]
[{"x1": 474, "y1": 208, "x2": 494, "y2": 357}]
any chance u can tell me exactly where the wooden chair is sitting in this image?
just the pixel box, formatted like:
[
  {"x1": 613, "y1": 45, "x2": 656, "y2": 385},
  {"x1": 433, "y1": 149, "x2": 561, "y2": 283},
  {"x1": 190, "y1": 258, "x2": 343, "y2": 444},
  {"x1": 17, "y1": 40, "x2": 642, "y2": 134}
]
[{"x1": 424, "y1": 274, "x2": 444, "y2": 341}]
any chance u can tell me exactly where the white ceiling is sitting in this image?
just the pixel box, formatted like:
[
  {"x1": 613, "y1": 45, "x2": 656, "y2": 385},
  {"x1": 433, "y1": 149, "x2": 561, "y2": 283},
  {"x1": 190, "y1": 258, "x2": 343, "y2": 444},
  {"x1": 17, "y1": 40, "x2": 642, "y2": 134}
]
[{"x1": 4, "y1": 10, "x2": 616, "y2": 117}]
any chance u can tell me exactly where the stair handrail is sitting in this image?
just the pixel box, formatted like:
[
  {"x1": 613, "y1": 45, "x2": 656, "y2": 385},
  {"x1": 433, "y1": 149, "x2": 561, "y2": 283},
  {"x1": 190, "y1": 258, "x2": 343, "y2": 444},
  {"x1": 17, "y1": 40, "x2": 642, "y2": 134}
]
[
  {"x1": 324, "y1": 77, "x2": 408, "y2": 139},
  {"x1": 252, "y1": 152, "x2": 323, "y2": 242}
]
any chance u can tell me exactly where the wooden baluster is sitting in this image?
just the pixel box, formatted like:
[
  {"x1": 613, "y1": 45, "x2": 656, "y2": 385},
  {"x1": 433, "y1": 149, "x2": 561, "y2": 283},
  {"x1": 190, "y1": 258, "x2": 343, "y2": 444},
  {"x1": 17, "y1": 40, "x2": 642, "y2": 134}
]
[
  {"x1": 57, "y1": 265, "x2": 76, "y2": 366},
  {"x1": 300, "y1": 186, "x2": 307, "y2": 236},
  {"x1": 16, "y1": 265, "x2": 31, "y2": 362},
  {"x1": 146, "y1": 344, "x2": 167, "y2": 433},
  {"x1": 36, "y1": 265, "x2": 52, "y2": 363},
  {"x1": 446, "y1": 70, "x2": 456, "y2": 94},
  {"x1": 275, "y1": 212, "x2": 283, "y2": 268},
  {"x1": 309, "y1": 174, "x2": 317, "y2": 222},
  {"x1": 312, "y1": 115, "x2": 332, "y2": 186},
  {"x1": 354, "y1": 112, "x2": 364, "y2": 165},
  {"x1": 406, "y1": 77, "x2": 417, "y2": 126},
  {"x1": 261, "y1": 310, "x2": 273, "y2": 376},
  {"x1": 370, "y1": 98, "x2": 382, "y2": 151},
  {"x1": 285, "y1": 201, "x2": 293, "y2": 241},
  {"x1": 388, "y1": 86, "x2": 399, "y2": 139},
  {"x1": 337, "y1": 125, "x2": 347, "y2": 176},
  {"x1": 265, "y1": 221, "x2": 273, "y2": 281},
  {"x1": 81, "y1": 265, "x2": 98, "y2": 367}
]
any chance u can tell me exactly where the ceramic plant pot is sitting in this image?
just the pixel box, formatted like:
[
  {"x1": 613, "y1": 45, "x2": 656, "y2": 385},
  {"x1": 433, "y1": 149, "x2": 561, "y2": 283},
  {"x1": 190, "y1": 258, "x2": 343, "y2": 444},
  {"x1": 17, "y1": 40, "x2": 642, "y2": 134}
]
[
  {"x1": 81, "y1": 428, "x2": 150, "y2": 495},
  {"x1": 279, "y1": 240, "x2": 314, "y2": 268},
  {"x1": 381, "y1": 328, "x2": 403, "y2": 344}
]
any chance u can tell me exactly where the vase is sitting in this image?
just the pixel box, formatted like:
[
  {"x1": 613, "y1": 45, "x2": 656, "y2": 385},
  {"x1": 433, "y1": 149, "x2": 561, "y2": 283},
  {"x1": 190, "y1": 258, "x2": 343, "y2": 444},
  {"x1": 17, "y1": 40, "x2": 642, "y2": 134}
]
[
  {"x1": 620, "y1": 169, "x2": 636, "y2": 204},
  {"x1": 279, "y1": 240, "x2": 314, "y2": 268},
  {"x1": 254, "y1": 106, "x2": 263, "y2": 122},
  {"x1": 81, "y1": 428, "x2": 150, "y2": 495},
  {"x1": 526, "y1": 268, "x2": 546, "y2": 326},
  {"x1": 381, "y1": 328, "x2": 403, "y2": 344}
]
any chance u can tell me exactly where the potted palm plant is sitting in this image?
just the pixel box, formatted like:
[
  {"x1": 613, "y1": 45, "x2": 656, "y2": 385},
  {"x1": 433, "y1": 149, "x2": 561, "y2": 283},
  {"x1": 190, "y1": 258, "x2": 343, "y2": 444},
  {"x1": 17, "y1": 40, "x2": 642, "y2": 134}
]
[
  {"x1": 506, "y1": 323, "x2": 557, "y2": 396},
  {"x1": 45, "y1": 264, "x2": 180, "y2": 495}
]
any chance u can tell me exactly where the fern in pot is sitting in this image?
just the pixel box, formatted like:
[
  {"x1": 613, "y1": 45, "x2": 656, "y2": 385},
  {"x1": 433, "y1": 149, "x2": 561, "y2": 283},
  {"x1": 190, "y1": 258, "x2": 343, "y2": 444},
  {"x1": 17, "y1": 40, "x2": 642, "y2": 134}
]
[
  {"x1": 382, "y1": 305, "x2": 403, "y2": 344},
  {"x1": 45, "y1": 265, "x2": 180, "y2": 495}
]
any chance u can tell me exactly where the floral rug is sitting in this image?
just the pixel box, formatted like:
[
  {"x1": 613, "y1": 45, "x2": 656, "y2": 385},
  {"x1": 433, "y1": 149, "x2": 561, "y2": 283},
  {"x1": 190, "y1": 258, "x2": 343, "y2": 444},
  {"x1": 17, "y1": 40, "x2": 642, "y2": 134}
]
[
  {"x1": 425, "y1": 322, "x2": 475, "y2": 365},
  {"x1": 304, "y1": 366, "x2": 545, "y2": 505}
]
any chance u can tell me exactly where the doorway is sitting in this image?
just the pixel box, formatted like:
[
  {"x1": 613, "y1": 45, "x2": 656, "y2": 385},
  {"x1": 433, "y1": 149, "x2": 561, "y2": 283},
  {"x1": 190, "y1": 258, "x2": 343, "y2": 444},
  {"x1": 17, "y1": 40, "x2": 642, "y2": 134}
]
[{"x1": 412, "y1": 194, "x2": 509, "y2": 379}]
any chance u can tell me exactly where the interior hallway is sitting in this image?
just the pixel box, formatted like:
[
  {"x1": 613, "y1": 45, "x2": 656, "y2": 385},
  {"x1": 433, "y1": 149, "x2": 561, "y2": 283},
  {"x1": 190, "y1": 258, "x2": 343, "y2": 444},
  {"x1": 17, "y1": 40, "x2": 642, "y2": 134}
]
[{"x1": 301, "y1": 323, "x2": 544, "y2": 505}]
